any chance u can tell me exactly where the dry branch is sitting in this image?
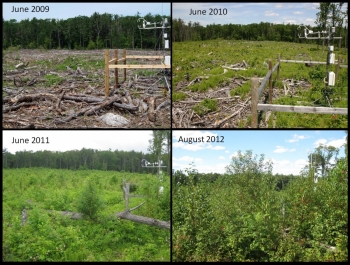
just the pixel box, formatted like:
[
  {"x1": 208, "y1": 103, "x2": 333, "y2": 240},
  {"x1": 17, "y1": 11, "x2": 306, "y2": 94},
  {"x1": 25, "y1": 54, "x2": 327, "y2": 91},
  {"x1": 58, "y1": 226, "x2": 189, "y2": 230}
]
[
  {"x1": 10, "y1": 93, "x2": 56, "y2": 103},
  {"x1": 84, "y1": 95, "x2": 120, "y2": 115},
  {"x1": 3, "y1": 102, "x2": 38, "y2": 113},
  {"x1": 213, "y1": 97, "x2": 251, "y2": 127},
  {"x1": 222, "y1": 66, "x2": 247, "y2": 71},
  {"x1": 56, "y1": 90, "x2": 66, "y2": 111}
]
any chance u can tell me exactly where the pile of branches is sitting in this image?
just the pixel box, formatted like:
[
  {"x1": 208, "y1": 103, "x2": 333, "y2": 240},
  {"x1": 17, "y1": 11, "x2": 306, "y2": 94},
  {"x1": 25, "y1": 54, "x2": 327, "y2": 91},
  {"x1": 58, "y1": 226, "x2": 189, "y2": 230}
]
[
  {"x1": 172, "y1": 77, "x2": 252, "y2": 128},
  {"x1": 3, "y1": 71, "x2": 170, "y2": 128}
]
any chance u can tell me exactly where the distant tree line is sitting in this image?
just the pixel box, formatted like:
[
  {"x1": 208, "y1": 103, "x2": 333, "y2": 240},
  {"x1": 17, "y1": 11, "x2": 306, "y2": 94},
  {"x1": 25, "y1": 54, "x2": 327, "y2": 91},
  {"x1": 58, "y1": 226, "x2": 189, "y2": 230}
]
[
  {"x1": 2, "y1": 12, "x2": 171, "y2": 50},
  {"x1": 2, "y1": 148, "x2": 167, "y2": 174},
  {"x1": 172, "y1": 170, "x2": 298, "y2": 191},
  {"x1": 2, "y1": 130, "x2": 171, "y2": 175},
  {"x1": 172, "y1": 3, "x2": 348, "y2": 47}
]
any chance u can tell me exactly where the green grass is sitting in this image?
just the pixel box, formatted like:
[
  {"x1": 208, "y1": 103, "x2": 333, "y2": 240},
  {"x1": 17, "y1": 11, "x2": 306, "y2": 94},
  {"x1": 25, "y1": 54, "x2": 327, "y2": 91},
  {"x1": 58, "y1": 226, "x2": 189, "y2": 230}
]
[
  {"x1": 173, "y1": 92, "x2": 187, "y2": 102},
  {"x1": 3, "y1": 168, "x2": 170, "y2": 261},
  {"x1": 44, "y1": 74, "x2": 65, "y2": 87},
  {"x1": 193, "y1": 98, "x2": 217, "y2": 116},
  {"x1": 173, "y1": 40, "x2": 348, "y2": 128}
]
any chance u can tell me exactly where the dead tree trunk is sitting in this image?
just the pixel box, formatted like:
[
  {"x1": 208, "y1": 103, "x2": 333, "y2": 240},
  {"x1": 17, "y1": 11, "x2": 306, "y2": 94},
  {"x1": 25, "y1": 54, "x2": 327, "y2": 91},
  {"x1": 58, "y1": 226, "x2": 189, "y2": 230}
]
[{"x1": 117, "y1": 180, "x2": 170, "y2": 230}]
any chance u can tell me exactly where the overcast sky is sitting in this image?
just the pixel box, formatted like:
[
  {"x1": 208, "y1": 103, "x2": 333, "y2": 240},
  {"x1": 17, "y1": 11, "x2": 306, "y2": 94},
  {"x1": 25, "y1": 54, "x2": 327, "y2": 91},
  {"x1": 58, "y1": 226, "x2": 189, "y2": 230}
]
[
  {"x1": 172, "y1": 2, "x2": 348, "y2": 27},
  {"x1": 2, "y1": 130, "x2": 157, "y2": 154},
  {"x1": 2, "y1": 2, "x2": 170, "y2": 21},
  {"x1": 173, "y1": 130, "x2": 347, "y2": 176}
]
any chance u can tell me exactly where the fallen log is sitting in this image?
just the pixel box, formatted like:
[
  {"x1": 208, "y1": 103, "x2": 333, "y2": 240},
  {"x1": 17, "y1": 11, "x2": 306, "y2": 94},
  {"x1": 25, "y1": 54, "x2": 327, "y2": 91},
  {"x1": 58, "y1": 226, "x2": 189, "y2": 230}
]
[
  {"x1": 113, "y1": 102, "x2": 138, "y2": 112},
  {"x1": 10, "y1": 93, "x2": 56, "y2": 103},
  {"x1": 84, "y1": 95, "x2": 121, "y2": 115},
  {"x1": 115, "y1": 211, "x2": 170, "y2": 230},
  {"x1": 63, "y1": 95, "x2": 104, "y2": 103},
  {"x1": 19, "y1": 199, "x2": 170, "y2": 230}
]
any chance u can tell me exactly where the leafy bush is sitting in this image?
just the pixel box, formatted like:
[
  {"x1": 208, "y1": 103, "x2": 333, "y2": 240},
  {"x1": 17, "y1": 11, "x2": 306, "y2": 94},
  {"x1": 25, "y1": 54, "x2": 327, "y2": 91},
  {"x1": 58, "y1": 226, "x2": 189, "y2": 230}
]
[
  {"x1": 76, "y1": 177, "x2": 104, "y2": 221},
  {"x1": 87, "y1": 40, "x2": 96, "y2": 50},
  {"x1": 173, "y1": 148, "x2": 348, "y2": 261}
]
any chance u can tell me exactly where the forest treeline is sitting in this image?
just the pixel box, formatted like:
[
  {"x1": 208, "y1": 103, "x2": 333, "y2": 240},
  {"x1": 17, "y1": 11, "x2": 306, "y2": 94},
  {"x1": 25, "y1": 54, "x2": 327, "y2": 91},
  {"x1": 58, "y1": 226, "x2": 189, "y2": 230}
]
[
  {"x1": 2, "y1": 131, "x2": 170, "y2": 174},
  {"x1": 2, "y1": 12, "x2": 170, "y2": 50},
  {"x1": 173, "y1": 170, "x2": 298, "y2": 191},
  {"x1": 172, "y1": 3, "x2": 348, "y2": 47},
  {"x1": 172, "y1": 19, "x2": 348, "y2": 47},
  {"x1": 2, "y1": 148, "x2": 161, "y2": 174}
]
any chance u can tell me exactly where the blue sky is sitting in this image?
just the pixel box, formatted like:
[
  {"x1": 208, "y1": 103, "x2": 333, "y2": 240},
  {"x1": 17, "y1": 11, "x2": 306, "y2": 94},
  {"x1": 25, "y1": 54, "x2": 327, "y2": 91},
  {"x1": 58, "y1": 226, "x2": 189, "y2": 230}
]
[
  {"x1": 172, "y1": 2, "x2": 348, "y2": 27},
  {"x1": 2, "y1": 2, "x2": 170, "y2": 21},
  {"x1": 172, "y1": 130, "x2": 347, "y2": 176}
]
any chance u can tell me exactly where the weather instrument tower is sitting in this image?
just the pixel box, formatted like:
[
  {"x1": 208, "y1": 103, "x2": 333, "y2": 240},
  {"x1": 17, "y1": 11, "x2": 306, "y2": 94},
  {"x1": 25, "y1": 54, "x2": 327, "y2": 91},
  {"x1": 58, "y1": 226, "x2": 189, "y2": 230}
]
[
  {"x1": 141, "y1": 158, "x2": 167, "y2": 181},
  {"x1": 297, "y1": 25, "x2": 342, "y2": 107},
  {"x1": 137, "y1": 17, "x2": 171, "y2": 93}
]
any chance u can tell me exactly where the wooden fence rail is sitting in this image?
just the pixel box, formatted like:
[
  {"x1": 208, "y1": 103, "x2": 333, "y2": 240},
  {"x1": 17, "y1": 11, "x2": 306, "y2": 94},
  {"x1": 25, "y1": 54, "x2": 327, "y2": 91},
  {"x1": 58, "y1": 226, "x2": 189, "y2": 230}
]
[
  {"x1": 104, "y1": 49, "x2": 170, "y2": 97},
  {"x1": 257, "y1": 104, "x2": 348, "y2": 115},
  {"x1": 251, "y1": 54, "x2": 348, "y2": 128},
  {"x1": 280, "y1": 59, "x2": 348, "y2": 68}
]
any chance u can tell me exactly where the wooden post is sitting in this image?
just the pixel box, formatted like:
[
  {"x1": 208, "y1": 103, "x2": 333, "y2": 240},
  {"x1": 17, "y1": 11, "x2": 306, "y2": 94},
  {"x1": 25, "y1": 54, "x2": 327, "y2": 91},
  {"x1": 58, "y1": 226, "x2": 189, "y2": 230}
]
[
  {"x1": 335, "y1": 55, "x2": 341, "y2": 83},
  {"x1": 277, "y1": 53, "x2": 280, "y2": 81},
  {"x1": 125, "y1": 182, "x2": 130, "y2": 211},
  {"x1": 269, "y1": 60, "x2": 272, "y2": 104},
  {"x1": 251, "y1": 76, "x2": 259, "y2": 128},
  {"x1": 123, "y1": 49, "x2": 127, "y2": 81},
  {"x1": 105, "y1": 50, "x2": 109, "y2": 97},
  {"x1": 114, "y1": 50, "x2": 118, "y2": 89}
]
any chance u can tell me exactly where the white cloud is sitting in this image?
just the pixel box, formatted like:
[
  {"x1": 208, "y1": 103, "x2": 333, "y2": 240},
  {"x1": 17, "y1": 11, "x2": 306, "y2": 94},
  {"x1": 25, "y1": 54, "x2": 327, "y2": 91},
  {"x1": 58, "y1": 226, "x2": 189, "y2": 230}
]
[
  {"x1": 274, "y1": 146, "x2": 289, "y2": 153},
  {"x1": 314, "y1": 138, "x2": 327, "y2": 147},
  {"x1": 327, "y1": 138, "x2": 346, "y2": 148},
  {"x1": 305, "y1": 18, "x2": 315, "y2": 23},
  {"x1": 182, "y1": 143, "x2": 206, "y2": 151},
  {"x1": 295, "y1": 159, "x2": 308, "y2": 168},
  {"x1": 265, "y1": 10, "x2": 279, "y2": 16},
  {"x1": 275, "y1": 3, "x2": 283, "y2": 8},
  {"x1": 285, "y1": 20, "x2": 297, "y2": 24},
  {"x1": 219, "y1": 156, "x2": 225, "y2": 160},
  {"x1": 229, "y1": 151, "x2": 239, "y2": 159},
  {"x1": 273, "y1": 159, "x2": 291, "y2": 167},
  {"x1": 287, "y1": 134, "x2": 310, "y2": 143},
  {"x1": 271, "y1": 158, "x2": 308, "y2": 175},
  {"x1": 172, "y1": 162, "x2": 181, "y2": 168},
  {"x1": 176, "y1": 156, "x2": 203, "y2": 163},
  {"x1": 289, "y1": 148, "x2": 296, "y2": 152},
  {"x1": 225, "y1": 150, "x2": 230, "y2": 154},
  {"x1": 293, "y1": 11, "x2": 303, "y2": 14},
  {"x1": 173, "y1": 142, "x2": 186, "y2": 148},
  {"x1": 207, "y1": 144, "x2": 225, "y2": 150},
  {"x1": 314, "y1": 137, "x2": 346, "y2": 149}
]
